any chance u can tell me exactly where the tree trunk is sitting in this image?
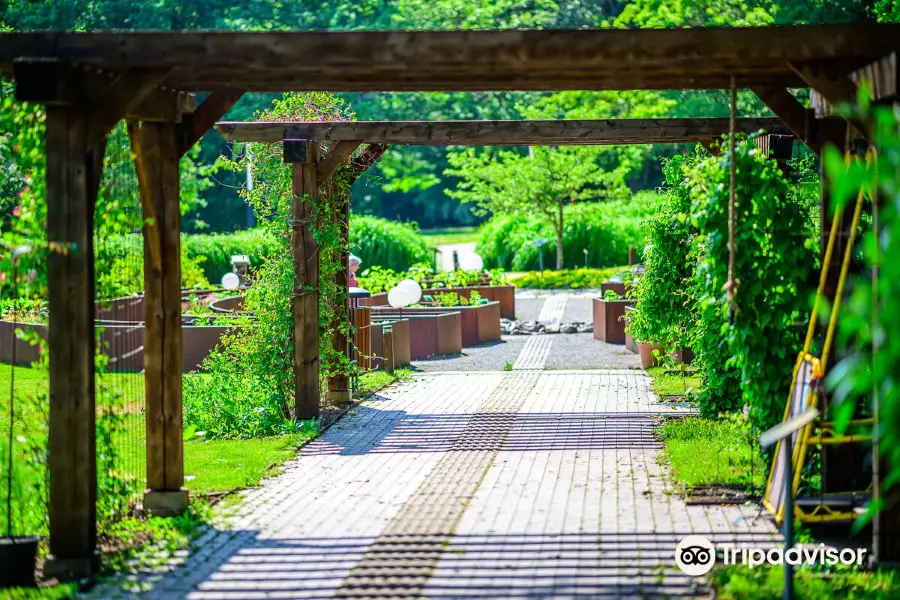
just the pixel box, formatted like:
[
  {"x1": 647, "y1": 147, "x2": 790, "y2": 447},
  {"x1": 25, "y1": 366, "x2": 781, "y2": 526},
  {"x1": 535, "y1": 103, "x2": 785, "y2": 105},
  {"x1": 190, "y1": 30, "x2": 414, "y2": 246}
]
[{"x1": 555, "y1": 204, "x2": 564, "y2": 270}]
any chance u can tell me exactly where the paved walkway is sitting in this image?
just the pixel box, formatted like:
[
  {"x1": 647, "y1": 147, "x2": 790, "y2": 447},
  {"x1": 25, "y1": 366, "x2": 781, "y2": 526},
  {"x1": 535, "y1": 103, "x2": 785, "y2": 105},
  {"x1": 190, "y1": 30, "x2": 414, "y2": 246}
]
[
  {"x1": 435, "y1": 243, "x2": 482, "y2": 272},
  {"x1": 97, "y1": 369, "x2": 778, "y2": 599}
]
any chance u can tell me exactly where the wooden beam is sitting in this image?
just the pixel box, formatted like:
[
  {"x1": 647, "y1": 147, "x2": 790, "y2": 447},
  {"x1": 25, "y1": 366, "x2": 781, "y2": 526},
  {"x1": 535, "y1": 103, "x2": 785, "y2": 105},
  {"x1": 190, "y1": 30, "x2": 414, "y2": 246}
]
[
  {"x1": 86, "y1": 68, "x2": 171, "y2": 146},
  {"x1": 790, "y1": 61, "x2": 868, "y2": 137},
  {"x1": 43, "y1": 107, "x2": 101, "y2": 581},
  {"x1": 285, "y1": 140, "x2": 320, "y2": 420},
  {"x1": 3, "y1": 25, "x2": 899, "y2": 92},
  {"x1": 129, "y1": 121, "x2": 188, "y2": 516},
  {"x1": 177, "y1": 90, "x2": 244, "y2": 157},
  {"x1": 12, "y1": 59, "x2": 194, "y2": 122},
  {"x1": 216, "y1": 118, "x2": 789, "y2": 146},
  {"x1": 751, "y1": 86, "x2": 810, "y2": 143},
  {"x1": 317, "y1": 140, "x2": 362, "y2": 184}
]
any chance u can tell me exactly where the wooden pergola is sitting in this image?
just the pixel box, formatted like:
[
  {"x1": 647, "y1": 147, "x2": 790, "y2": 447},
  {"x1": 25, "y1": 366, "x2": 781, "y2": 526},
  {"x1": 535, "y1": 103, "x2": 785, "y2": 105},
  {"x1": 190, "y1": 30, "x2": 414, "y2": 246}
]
[{"x1": 0, "y1": 25, "x2": 897, "y2": 578}]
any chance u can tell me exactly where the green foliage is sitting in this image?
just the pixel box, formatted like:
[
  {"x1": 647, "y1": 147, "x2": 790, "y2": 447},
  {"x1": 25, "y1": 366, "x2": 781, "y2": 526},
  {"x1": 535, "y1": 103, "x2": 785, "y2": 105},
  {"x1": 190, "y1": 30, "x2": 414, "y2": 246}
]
[
  {"x1": 349, "y1": 215, "x2": 431, "y2": 272},
  {"x1": 824, "y1": 101, "x2": 900, "y2": 507},
  {"x1": 512, "y1": 266, "x2": 627, "y2": 290},
  {"x1": 690, "y1": 139, "x2": 817, "y2": 432},
  {"x1": 711, "y1": 563, "x2": 900, "y2": 600},
  {"x1": 357, "y1": 264, "x2": 503, "y2": 294},
  {"x1": 181, "y1": 228, "x2": 278, "y2": 282},
  {"x1": 185, "y1": 92, "x2": 358, "y2": 437},
  {"x1": 477, "y1": 194, "x2": 656, "y2": 272},
  {"x1": 658, "y1": 414, "x2": 764, "y2": 491},
  {"x1": 628, "y1": 154, "x2": 700, "y2": 350}
]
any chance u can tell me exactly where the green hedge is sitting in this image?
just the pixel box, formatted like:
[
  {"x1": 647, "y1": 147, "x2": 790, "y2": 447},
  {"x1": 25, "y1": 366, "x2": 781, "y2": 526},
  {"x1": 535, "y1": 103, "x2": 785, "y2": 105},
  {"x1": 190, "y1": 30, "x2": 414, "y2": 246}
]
[
  {"x1": 183, "y1": 228, "x2": 278, "y2": 282},
  {"x1": 349, "y1": 215, "x2": 430, "y2": 272},
  {"x1": 476, "y1": 192, "x2": 659, "y2": 271},
  {"x1": 99, "y1": 216, "x2": 430, "y2": 285}
]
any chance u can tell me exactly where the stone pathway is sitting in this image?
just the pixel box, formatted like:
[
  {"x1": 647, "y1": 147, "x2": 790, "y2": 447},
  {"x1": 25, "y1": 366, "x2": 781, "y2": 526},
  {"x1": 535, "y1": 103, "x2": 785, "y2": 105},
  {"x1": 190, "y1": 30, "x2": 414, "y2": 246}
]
[
  {"x1": 436, "y1": 243, "x2": 482, "y2": 272},
  {"x1": 94, "y1": 369, "x2": 778, "y2": 599}
]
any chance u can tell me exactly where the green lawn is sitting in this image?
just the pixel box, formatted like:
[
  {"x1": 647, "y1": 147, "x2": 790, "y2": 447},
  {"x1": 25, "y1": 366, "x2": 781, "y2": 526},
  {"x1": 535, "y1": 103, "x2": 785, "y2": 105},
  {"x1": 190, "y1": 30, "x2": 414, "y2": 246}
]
[
  {"x1": 646, "y1": 366, "x2": 702, "y2": 397},
  {"x1": 2, "y1": 365, "x2": 412, "y2": 498},
  {"x1": 657, "y1": 416, "x2": 765, "y2": 490},
  {"x1": 420, "y1": 226, "x2": 480, "y2": 247},
  {"x1": 712, "y1": 564, "x2": 900, "y2": 599},
  {"x1": 0, "y1": 584, "x2": 79, "y2": 600}
]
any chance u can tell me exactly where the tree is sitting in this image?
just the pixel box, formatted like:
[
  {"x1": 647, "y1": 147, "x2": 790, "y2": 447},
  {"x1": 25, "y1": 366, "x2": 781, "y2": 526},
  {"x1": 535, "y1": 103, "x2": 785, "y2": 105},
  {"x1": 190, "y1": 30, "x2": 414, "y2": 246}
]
[{"x1": 445, "y1": 146, "x2": 615, "y2": 270}]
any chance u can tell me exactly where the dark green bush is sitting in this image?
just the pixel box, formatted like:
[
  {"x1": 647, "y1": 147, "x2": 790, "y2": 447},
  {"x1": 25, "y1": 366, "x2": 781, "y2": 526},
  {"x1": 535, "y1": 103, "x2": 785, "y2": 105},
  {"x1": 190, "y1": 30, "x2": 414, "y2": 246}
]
[
  {"x1": 99, "y1": 215, "x2": 430, "y2": 286},
  {"x1": 349, "y1": 215, "x2": 430, "y2": 272},
  {"x1": 477, "y1": 192, "x2": 658, "y2": 271},
  {"x1": 183, "y1": 228, "x2": 279, "y2": 282}
]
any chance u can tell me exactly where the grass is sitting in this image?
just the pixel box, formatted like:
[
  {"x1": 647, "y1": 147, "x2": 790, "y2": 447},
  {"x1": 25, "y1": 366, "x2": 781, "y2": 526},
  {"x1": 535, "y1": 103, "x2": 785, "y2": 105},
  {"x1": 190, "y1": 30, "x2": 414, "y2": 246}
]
[
  {"x1": 0, "y1": 584, "x2": 79, "y2": 600},
  {"x1": 419, "y1": 226, "x2": 480, "y2": 247},
  {"x1": 657, "y1": 415, "x2": 765, "y2": 490},
  {"x1": 711, "y1": 564, "x2": 900, "y2": 599},
  {"x1": 646, "y1": 366, "x2": 701, "y2": 397}
]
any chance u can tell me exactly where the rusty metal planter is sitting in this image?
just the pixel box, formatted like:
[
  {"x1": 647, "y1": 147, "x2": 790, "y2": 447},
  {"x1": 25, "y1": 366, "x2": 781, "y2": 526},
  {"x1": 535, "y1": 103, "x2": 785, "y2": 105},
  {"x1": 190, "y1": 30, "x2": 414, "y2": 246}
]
[{"x1": 592, "y1": 297, "x2": 634, "y2": 344}]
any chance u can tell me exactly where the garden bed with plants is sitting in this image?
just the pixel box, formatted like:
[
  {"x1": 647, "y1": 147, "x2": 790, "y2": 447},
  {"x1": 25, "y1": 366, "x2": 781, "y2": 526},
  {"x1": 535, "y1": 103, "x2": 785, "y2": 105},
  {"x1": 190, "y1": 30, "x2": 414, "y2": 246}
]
[{"x1": 592, "y1": 290, "x2": 633, "y2": 344}]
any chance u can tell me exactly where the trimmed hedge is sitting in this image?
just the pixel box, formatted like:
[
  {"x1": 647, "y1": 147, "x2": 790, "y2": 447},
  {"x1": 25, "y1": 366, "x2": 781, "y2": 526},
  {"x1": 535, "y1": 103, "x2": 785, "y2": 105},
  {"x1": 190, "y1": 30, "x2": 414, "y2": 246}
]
[
  {"x1": 98, "y1": 215, "x2": 430, "y2": 284},
  {"x1": 477, "y1": 192, "x2": 659, "y2": 271},
  {"x1": 349, "y1": 215, "x2": 430, "y2": 272}
]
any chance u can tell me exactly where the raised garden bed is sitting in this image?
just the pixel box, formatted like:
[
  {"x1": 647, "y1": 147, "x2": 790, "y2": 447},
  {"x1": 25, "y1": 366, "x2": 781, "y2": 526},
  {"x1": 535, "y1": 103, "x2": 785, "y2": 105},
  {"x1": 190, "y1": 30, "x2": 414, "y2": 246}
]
[
  {"x1": 368, "y1": 318, "x2": 412, "y2": 369},
  {"x1": 368, "y1": 309, "x2": 461, "y2": 360},
  {"x1": 371, "y1": 301, "x2": 500, "y2": 348},
  {"x1": 592, "y1": 297, "x2": 634, "y2": 344},
  {"x1": 359, "y1": 285, "x2": 515, "y2": 320}
]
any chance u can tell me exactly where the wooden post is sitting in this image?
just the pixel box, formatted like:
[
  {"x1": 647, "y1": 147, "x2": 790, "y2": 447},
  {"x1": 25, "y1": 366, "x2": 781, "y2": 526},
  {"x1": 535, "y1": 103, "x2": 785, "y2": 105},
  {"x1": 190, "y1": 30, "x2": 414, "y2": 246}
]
[
  {"x1": 353, "y1": 307, "x2": 372, "y2": 371},
  {"x1": 627, "y1": 245, "x2": 635, "y2": 266},
  {"x1": 43, "y1": 107, "x2": 102, "y2": 579},
  {"x1": 326, "y1": 188, "x2": 351, "y2": 404},
  {"x1": 130, "y1": 121, "x2": 187, "y2": 516},
  {"x1": 384, "y1": 326, "x2": 395, "y2": 375},
  {"x1": 285, "y1": 139, "x2": 320, "y2": 419}
]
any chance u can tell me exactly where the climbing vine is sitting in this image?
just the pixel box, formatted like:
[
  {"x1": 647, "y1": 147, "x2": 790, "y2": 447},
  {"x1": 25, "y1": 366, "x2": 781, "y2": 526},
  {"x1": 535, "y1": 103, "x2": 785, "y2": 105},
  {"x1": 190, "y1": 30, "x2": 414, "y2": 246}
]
[
  {"x1": 184, "y1": 92, "x2": 367, "y2": 436},
  {"x1": 689, "y1": 138, "x2": 818, "y2": 432}
]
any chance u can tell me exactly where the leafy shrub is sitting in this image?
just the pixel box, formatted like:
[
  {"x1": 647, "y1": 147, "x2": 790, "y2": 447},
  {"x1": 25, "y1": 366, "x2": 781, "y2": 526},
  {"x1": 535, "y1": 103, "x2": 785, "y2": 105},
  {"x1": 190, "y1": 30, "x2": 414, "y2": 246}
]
[
  {"x1": 689, "y1": 140, "x2": 817, "y2": 432},
  {"x1": 349, "y1": 215, "x2": 430, "y2": 272},
  {"x1": 181, "y1": 228, "x2": 278, "y2": 282},
  {"x1": 477, "y1": 192, "x2": 658, "y2": 271},
  {"x1": 358, "y1": 264, "x2": 505, "y2": 294},
  {"x1": 96, "y1": 245, "x2": 210, "y2": 298},
  {"x1": 513, "y1": 266, "x2": 627, "y2": 290},
  {"x1": 628, "y1": 154, "x2": 698, "y2": 350}
]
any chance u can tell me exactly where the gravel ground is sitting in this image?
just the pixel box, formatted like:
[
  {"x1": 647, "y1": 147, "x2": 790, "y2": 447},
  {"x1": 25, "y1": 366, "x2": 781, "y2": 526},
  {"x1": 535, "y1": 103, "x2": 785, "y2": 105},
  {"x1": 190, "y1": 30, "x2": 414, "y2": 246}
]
[
  {"x1": 514, "y1": 297, "x2": 545, "y2": 321},
  {"x1": 410, "y1": 336, "x2": 529, "y2": 373},
  {"x1": 543, "y1": 333, "x2": 640, "y2": 370},
  {"x1": 411, "y1": 332, "x2": 639, "y2": 372},
  {"x1": 562, "y1": 296, "x2": 593, "y2": 324}
]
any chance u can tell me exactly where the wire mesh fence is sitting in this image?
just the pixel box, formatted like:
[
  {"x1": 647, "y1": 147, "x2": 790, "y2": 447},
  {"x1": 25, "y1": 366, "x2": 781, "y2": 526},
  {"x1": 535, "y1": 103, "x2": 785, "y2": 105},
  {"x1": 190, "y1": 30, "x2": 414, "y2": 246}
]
[{"x1": 94, "y1": 122, "x2": 147, "y2": 523}]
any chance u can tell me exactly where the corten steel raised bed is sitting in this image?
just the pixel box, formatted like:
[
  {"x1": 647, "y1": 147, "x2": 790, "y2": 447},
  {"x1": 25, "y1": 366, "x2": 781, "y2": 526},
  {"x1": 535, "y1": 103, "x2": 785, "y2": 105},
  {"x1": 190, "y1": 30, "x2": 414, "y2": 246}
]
[
  {"x1": 359, "y1": 285, "x2": 515, "y2": 319},
  {"x1": 599, "y1": 281, "x2": 627, "y2": 298},
  {"x1": 368, "y1": 318, "x2": 411, "y2": 369},
  {"x1": 1, "y1": 301, "x2": 242, "y2": 373},
  {"x1": 371, "y1": 301, "x2": 500, "y2": 348},
  {"x1": 592, "y1": 297, "x2": 634, "y2": 344},
  {"x1": 368, "y1": 309, "x2": 461, "y2": 360}
]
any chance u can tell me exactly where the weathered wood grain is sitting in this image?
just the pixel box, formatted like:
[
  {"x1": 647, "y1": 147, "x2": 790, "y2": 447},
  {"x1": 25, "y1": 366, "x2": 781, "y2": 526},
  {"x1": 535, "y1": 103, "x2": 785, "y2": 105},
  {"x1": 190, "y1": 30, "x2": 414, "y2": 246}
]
[
  {"x1": 45, "y1": 107, "x2": 100, "y2": 579},
  {"x1": 290, "y1": 149, "x2": 321, "y2": 420},
  {"x1": 217, "y1": 118, "x2": 789, "y2": 145},
  {"x1": 3, "y1": 25, "x2": 899, "y2": 92}
]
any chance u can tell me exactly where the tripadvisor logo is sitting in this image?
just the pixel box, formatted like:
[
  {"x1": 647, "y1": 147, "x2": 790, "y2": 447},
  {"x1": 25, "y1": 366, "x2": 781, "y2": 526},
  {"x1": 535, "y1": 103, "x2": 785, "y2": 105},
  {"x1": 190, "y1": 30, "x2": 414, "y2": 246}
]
[
  {"x1": 675, "y1": 535, "x2": 869, "y2": 576},
  {"x1": 675, "y1": 535, "x2": 715, "y2": 576}
]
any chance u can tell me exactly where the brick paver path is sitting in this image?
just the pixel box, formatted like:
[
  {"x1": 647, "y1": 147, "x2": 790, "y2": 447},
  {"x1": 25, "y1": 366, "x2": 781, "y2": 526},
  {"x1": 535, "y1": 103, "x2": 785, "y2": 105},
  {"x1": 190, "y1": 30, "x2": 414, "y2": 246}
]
[{"x1": 99, "y1": 370, "x2": 778, "y2": 599}]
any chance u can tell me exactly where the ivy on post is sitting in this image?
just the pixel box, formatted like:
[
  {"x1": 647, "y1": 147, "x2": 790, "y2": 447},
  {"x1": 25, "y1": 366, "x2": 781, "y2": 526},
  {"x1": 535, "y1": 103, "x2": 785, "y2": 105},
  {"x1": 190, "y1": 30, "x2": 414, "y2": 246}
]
[{"x1": 285, "y1": 139, "x2": 321, "y2": 420}]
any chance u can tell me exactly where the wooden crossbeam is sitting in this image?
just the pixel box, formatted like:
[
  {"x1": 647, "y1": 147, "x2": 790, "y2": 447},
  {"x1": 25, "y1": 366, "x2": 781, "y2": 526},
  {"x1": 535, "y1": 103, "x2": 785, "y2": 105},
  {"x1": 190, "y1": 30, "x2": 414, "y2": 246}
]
[
  {"x1": 216, "y1": 118, "x2": 789, "y2": 146},
  {"x1": 177, "y1": 90, "x2": 244, "y2": 157},
  {"x1": 12, "y1": 60, "x2": 195, "y2": 123},
  {"x1": 2, "y1": 25, "x2": 898, "y2": 92},
  {"x1": 317, "y1": 140, "x2": 362, "y2": 183}
]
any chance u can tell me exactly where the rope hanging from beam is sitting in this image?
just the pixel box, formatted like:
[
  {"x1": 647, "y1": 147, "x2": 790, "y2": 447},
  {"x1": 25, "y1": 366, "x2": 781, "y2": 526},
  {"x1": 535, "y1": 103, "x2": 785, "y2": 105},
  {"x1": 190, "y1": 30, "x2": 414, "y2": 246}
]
[{"x1": 726, "y1": 75, "x2": 738, "y2": 326}]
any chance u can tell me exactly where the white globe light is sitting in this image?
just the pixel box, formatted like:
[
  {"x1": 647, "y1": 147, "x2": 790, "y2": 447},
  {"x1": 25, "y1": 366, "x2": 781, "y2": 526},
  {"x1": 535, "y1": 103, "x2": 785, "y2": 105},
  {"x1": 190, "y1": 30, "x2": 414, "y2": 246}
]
[
  {"x1": 397, "y1": 279, "x2": 422, "y2": 304},
  {"x1": 387, "y1": 286, "x2": 408, "y2": 308},
  {"x1": 222, "y1": 272, "x2": 241, "y2": 291}
]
